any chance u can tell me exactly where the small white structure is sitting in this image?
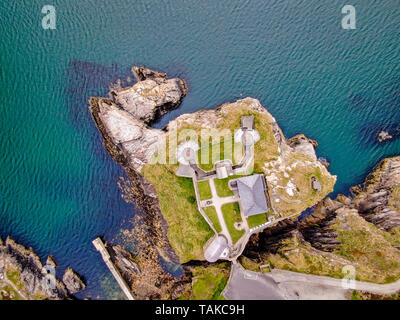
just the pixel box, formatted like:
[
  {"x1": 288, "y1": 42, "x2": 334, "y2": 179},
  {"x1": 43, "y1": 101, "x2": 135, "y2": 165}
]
[
  {"x1": 204, "y1": 236, "x2": 230, "y2": 263},
  {"x1": 215, "y1": 160, "x2": 234, "y2": 179},
  {"x1": 176, "y1": 140, "x2": 200, "y2": 165}
]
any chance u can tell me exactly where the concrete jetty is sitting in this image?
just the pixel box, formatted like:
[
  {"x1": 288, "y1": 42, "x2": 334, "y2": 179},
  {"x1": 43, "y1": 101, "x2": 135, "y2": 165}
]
[{"x1": 92, "y1": 237, "x2": 135, "y2": 300}]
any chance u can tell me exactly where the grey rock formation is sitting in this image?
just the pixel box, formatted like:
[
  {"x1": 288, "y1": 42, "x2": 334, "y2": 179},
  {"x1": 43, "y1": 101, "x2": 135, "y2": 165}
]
[
  {"x1": 0, "y1": 237, "x2": 71, "y2": 299},
  {"x1": 288, "y1": 134, "x2": 318, "y2": 161},
  {"x1": 90, "y1": 67, "x2": 187, "y2": 172},
  {"x1": 110, "y1": 67, "x2": 187, "y2": 124},
  {"x1": 97, "y1": 100, "x2": 164, "y2": 171},
  {"x1": 352, "y1": 156, "x2": 400, "y2": 230},
  {"x1": 62, "y1": 268, "x2": 86, "y2": 294},
  {"x1": 378, "y1": 131, "x2": 393, "y2": 143}
]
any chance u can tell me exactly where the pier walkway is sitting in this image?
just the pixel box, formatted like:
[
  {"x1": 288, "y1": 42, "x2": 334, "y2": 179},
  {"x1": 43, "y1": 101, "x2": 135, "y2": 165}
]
[{"x1": 92, "y1": 237, "x2": 135, "y2": 300}]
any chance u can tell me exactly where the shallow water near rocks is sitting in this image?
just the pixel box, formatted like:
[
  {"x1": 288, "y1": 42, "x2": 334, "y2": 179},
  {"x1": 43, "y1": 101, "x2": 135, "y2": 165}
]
[{"x1": 0, "y1": 0, "x2": 399, "y2": 299}]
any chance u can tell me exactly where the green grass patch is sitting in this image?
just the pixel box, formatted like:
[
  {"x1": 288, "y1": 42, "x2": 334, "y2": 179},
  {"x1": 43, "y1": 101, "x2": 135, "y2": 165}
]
[
  {"x1": 187, "y1": 263, "x2": 231, "y2": 300},
  {"x1": 197, "y1": 137, "x2": 243, "y2": 172},
  {"x1": 197, "y1": 180, "x2": 212, "y2": 200},
  {"x1": 221, "y1": 202, "x2": 245, "y2": 243},
  {"x1": 213, "y1": 175, "x2": 241, "y2": 198},
  {"x1": 203, "y1": 206, "x2": 222, "y2": 233},
  {"x1": 247, "y1": 212, "x2": 268, "y2": 229},
  {"x1": 142, "y1": 164, "x2": 213, "y2": 262}
]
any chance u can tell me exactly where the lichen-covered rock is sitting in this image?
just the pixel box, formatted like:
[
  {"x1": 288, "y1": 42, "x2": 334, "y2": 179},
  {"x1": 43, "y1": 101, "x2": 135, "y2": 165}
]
[{"x1": 62, "y1": 268, "x2": 86, "y2": 294}]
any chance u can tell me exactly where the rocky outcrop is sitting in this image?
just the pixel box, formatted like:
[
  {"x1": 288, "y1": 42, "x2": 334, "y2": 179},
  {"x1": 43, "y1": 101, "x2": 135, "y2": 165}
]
[
  {"x1": 110, "y1": 66, "x2": 187, "y2": 125},
  {"x1": 62, "y1": 269, "x2": 86, "y2": 294},
  {"x1": 244, "y1": 156, "x2": 400, "y2": 273},
  {"x1": 108, "y1": 245, "x2": 140, "y2": 281},
  {"x1": 90, "y1": 67, "x2": 187, "y2": 173},
  {"x1": 0, "y1": 237, "x2": 81, "y2": 300},
  {"x1": 351, "y1": 156, "x2": 400, "y2": 230},
  {"x1": 378, "y1": 131, "x2": 393, "y2": 143},
  {"x1": 287, "y1": 134, "x2": 318, "y2": 161}
]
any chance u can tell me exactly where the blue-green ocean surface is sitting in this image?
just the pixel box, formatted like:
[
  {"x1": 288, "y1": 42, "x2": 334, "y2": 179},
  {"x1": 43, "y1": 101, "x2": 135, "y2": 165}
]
[{"x1": 0, "y1": 0, "x2": 399, "y2": 299}]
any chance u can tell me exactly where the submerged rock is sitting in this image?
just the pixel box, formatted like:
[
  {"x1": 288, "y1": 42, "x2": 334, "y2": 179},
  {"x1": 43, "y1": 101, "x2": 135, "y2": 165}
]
[{"x1": 378, "y1": 130, "x2": 393, "y2": 143}]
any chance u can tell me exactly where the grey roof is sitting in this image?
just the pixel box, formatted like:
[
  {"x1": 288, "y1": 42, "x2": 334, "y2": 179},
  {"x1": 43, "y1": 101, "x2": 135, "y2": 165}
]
[
  {"x1": 204, "y1": 236, "x2": 229, "y2": 263},
  {"x1": 236, "y1": 174, "x2": 268, "y2": 216},
  {"x1": 241, "y1": 116, "x2": 254, "y2": 130}
]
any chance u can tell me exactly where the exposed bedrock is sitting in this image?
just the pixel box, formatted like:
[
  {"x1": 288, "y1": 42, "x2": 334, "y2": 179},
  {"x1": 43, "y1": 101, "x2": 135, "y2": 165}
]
[
  {"x1": 62, "y1": 269, "x2": 86, "y2": 295},
  {"x1": 0, "y1": 237, "x2": 85, "y2": 299},
  {"x1": 287, "y1": 134, "x2": 319, "y2": 161},
  {"x1": 110, "y1": 66, "x2": 187, "y2": 125},
  {"x1": 244, "y1": 156, "x2": 400, "y2": 261},
  {"x1": 352, "y1": 156, "x2": 400, "y2": 231}
]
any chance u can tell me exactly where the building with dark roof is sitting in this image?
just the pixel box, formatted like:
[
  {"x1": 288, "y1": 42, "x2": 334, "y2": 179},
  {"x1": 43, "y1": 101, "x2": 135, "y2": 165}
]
[{"x1": 233, "y1": 174, "x2": 269, "y2": 217}]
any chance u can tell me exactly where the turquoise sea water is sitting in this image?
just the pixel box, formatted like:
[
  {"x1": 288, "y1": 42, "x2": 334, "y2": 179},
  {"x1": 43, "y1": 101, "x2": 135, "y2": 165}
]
[{"x1": 0, "y1": 0, "x2": 399, "y2": 299}]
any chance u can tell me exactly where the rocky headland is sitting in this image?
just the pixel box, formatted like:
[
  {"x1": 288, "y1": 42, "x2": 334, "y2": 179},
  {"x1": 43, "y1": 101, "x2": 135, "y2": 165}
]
[
  {"x1": 243, "y1": 156, "x2": 400, "y2": 284},
  {"x1": 88, "y1": 65, "x2": 400, "y2": 299},
  {"x1": 89, "y1": 66, "x2": 338, "y2": 299},
  {"x1": 0, "y1": 237, "x2": 85, "y2": 300}
]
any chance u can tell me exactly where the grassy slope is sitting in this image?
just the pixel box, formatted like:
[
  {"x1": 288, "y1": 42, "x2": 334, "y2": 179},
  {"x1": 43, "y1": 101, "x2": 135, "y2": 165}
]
[
  {"x1": 180, "y1": 263, "x2": 231, "y2": 300},
  {"x1": 142, "y1": 164, "x2": 213, "y2": 262},
  {"x1": 257, "y1": 211, "x2": 400, "y2": 284},
  {"x1": 221, "y1": 202, "x2": 245, "y2": 243}
]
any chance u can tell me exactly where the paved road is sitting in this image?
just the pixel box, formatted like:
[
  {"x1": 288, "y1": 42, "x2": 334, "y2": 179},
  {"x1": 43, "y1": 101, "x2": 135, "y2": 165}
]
[
  {"x1": 223, "y1": 263, "x2": 284, "y2": 300},
  {"x1": 270, "y1": 269, "x2": 400, "y2": 296},
  {"x1": 224, "y1": 265, "x2": 400, "y2": 300}
]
